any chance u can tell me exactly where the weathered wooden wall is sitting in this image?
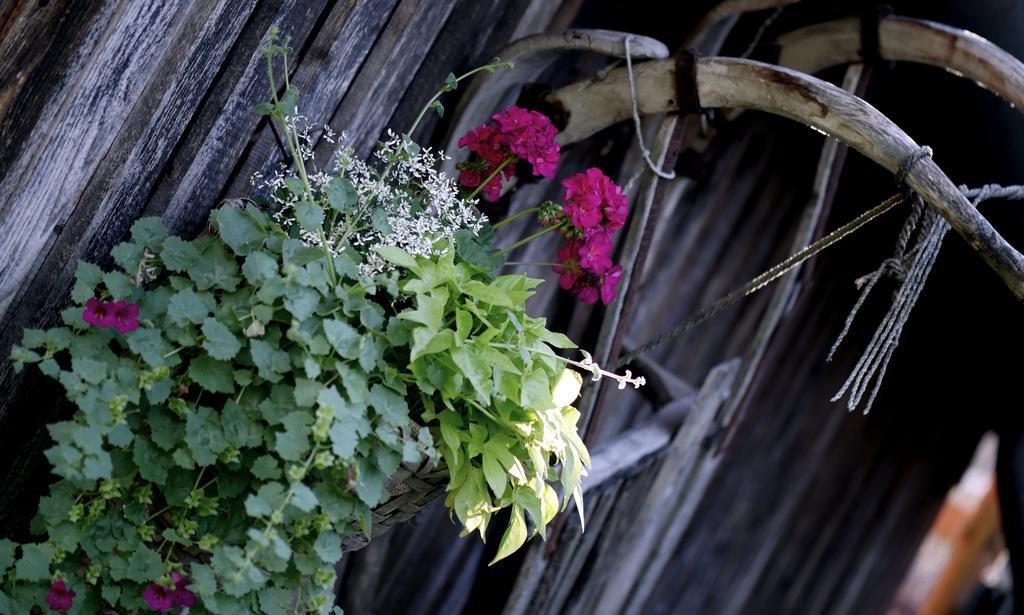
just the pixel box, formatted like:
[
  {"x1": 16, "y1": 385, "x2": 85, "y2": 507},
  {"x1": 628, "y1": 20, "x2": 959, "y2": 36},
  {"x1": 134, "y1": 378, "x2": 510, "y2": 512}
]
[{"x1": 2, "y1": 0, "x2": 1022, "y2": 613}]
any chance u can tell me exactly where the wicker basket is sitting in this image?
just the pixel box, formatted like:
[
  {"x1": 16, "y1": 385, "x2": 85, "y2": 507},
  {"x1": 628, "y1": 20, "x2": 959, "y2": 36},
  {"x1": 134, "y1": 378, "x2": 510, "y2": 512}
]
[{"x1": 340, "y1": 458, "x2": 449, "y2": 552}]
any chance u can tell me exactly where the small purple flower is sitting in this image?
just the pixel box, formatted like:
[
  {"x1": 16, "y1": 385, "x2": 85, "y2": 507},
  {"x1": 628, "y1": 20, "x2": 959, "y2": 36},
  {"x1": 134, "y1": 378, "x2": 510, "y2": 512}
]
[
  {"x1": 143, "y1": 582, "x2": 174, "y2": 612},
  {"x1": 82, "y1": 297, "x2": 115, "y2": 329},
  {"x1": 45, "y1": 579, "x2": 76, "y2": 612},
  {"x1": 171, "y1": 571, "x2": 196, "y2": 608},
  {"x1": 109, "y1": 300, "x2": 140, "y2": 334}
]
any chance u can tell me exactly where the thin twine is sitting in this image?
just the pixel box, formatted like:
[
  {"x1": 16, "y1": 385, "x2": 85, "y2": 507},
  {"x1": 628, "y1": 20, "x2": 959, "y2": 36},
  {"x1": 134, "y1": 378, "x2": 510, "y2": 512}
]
[
  {"x1": 611, "y1": 192, "x2": 908, "y2": 370},
  {"x1": 624, "y1": 35, "x2": 677, "y2": 181}
]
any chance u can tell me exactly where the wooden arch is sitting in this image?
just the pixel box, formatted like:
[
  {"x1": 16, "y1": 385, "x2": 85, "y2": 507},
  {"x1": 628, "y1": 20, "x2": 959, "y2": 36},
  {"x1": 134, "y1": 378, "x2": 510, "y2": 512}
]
[{"x1": 546, "y1": 56, "x2": 1024, "y2": 300}]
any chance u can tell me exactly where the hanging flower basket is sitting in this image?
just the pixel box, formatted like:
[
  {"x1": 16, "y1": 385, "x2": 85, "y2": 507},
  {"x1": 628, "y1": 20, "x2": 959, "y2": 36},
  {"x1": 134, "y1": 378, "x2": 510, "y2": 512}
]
[
  {"x1": 0, "y1": 30, "x2": 643, "y2": 614},
  {"x1": 339, "y1": 453, "x2": 448, "y2": 552}
]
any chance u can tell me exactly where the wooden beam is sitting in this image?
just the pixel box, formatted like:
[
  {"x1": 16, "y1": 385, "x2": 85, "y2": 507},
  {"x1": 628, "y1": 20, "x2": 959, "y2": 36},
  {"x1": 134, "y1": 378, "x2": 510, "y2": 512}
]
[
  {"x1": 777, "y1": 16, "x2": 1024, "y2": 112},
  {"x1": 548, "y1": 56, "x2": 1024, "y2": 300}
]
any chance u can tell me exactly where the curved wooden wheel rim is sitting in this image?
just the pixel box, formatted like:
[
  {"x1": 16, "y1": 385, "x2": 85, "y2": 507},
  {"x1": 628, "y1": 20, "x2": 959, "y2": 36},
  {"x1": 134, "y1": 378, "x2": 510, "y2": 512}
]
[
  {"x1": 547, "y1": 56, "x2": 1024, "y2": 300},
  {"x1": 777, "y1": 16, "x2": 1024, "y2": 112}
]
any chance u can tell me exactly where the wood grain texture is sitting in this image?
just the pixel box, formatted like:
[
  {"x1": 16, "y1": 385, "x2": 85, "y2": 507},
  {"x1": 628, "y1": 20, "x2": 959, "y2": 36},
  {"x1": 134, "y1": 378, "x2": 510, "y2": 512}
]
[{"x1": 777, "y1": 16, "x2": 1024, "y2": 112}]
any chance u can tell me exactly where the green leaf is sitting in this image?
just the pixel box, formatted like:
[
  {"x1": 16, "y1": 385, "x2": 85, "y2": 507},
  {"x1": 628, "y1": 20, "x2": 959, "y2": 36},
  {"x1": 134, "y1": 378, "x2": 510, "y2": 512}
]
[
  {"x1": 325, "y1": 177, "x2": 357, "y2": 212},
  {"x1": 490, "y1": 505, "x2": 527, "y2": 564},
  {"x1": 520, "y1": 369, "x2": 553, "y2": 411},
  {"x1": 242, "y1": 252, "x2": 279, "y2": 284},
  {"x1": 313, "y1": 531, "x2": 342, "y2": 563},
  {"x1": 374, "y1": 246, "x2": 420, "y2": 273},
  {"x1": 0, "y1": 539, "x2": 15, "y2": 571},
  {"x1": 444, "y1": 72, "x2": 458, "y2": 91},
  {"x1": 131, "y1": 217, "x2": 168, "y2": 249},
  {"x1": 359, "y1": 304, "x2": 384, "y2": 330},
  {"x1": 216, "y1": 205, "x2": 266, "y2": 255},
  {"x1": 282, "y1": 239, "x2": 323, "y2": 268},
  {"x1": 127, "y1": 328, "x2": 173, "y2": 367},
  {"x1": 355, "y1": 457, "x2": 386, "y2": 507},
  {"x1": 147, "y1": 408, "x2": 184, "y2": 451},
  {"x1": 133, "y1": 437, "x2": 171, "y2": 483},
  {"x1": 323, "y1": 386, "x2": 369, "y2": 459},
  {"x1": 250, "y1": 339, "x2": 291, "y2": 383},
  {"x1": 482, "y1": 451, "x2": 507, "y2": 498},
  {"x1": 283, "y1": 285, "x2": 319, "y2": 321},
  {"x1": 276, "y1": 412, "x2": 312, "y2": 461},
  {"x1": 14, "y1": 543, "x2": 52, "y2": 581},
  {"x1": 451, "y1": 347, "x2": 491, "y2": 403},
  {"x1": 455, "y1": 228, "x2": 504, "y2": 271},
  {"x1": 192, "y1": 241, "x2": 241, "y2": 291},
  {"x1": 294, "y1": 201, "x2": 324, "y2": 231},
  {"x1": 290, "y1": 482, "x2": 317, "y2": 512},
  {"x1": 71, "y1": 357, "x2": 107, "y2": 385},
  {"x1": 399, "y1": 288, "x2": 447, "y2": 331},
  {"x1": 161, "y1": 236, "x2": 201, "y2": 272},
  {"x1": 202, "y1": 318, "x2": 242, "y2": 360},
  {"x1": 323, "y1": 319, "x2": 360, "y2": 359},
  {"x1": 103, "y1": 270, "x2": 134, "y2": 300},
  {"x1": 127, "y1": 546, "x2": 164, "y2": 582},
  {"x1": 71, "y1": 260, "x2": 103, "y2": 303},
  {"x1": 246, "y1": 482, "x2": 286, "y2": 518},
  {"x1": 112, "y1": 241, "x2": 145, "y2": 272},
  {"x1": 168, "y1": 289, "x2": 209, "y2": 326},
  {"x1": 188, "y1": 356, "x2": 235, "y2": 394},
  {"x1": 464, "y1": 281, "x2": 512, "y2": 307},
  {"x1": 186, "y1": 406, "x2": 227, "y2": 466},
  {"x1": 251, "y1": 455, "x2": 281, "y2": 480},
  {"x1": 222, "y1": 401, "x2": 263, "y2": 449},
  {"x1": 369, "y1": 384, "x2": 408, "y2": 426}
]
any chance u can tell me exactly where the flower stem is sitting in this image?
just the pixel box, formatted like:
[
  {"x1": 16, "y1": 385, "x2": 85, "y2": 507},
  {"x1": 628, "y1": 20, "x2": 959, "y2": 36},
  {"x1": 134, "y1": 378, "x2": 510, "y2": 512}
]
[
  {"x1": 406, "y1": 60, "x2": 514, "y2": 137},
  {"x1": 466, "y1": 157, "x2": 514, "y2": 202},
  {"x1": 493, "y1": 207, "x2": 540, "y2": 230},
  {"x1": 266, "y1": 49, "x2": 339, "y2": 287},
  {"x1": 498, "y1": 224, "x2": 559, "y2": 255}
]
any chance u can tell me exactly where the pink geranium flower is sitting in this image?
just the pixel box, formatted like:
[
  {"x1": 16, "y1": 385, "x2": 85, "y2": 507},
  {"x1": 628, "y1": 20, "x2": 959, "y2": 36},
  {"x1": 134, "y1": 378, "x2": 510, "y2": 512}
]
[
  {"x1": 552, "y1": 240, "x2": 584, "y2": 290},
  {"x1": 144, "y1": 571, "x2": 196, "y2": 612},
  {"x1": 599, "y1": 264, "x2": 623, "y2": 305},
  {"x1": 492, "y1": 105, "x2": 560, "y2": 178},
  {"x1": 109, "y1": 300, "x2": 140, "y2": 334},
  {"x1": 171, "y1": 571, "x2": 196, "y2": 608},
  {"x1": 578, "y1": 232, "x2": 613, "y2": 274},
  {"x1": 458, "y1": 168, "x2": 482, "y2": 188},
  {"x1": 563, "y1": 264, "x2": 624, "y2": 306},
  {"x1": 45, "y1": 579, "x2": 75, "y2": 612},
  {"x1": 143, "y1": 582, "x2": 175, "y2": 612},
  {"x1": 82, "y1": 297, "x2": 115, "y2": 329},
  {"x1": 456, "y1": 106, "x2": 561, "y2": 201},
  {"x1": 561, "y1": 168, "x2": 628, "y2": 234},
  {"x1": 82, "y1": 297, "x2": 140, "y2": 333}
]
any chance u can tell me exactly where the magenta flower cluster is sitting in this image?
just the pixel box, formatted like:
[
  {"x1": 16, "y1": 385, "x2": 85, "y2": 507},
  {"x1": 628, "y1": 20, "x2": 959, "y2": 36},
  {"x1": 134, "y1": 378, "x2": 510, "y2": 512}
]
[
  {"x1": 551, "y1": 168, "x2": 628, "y2": 305},
  {"x1": 45, "y1": 579, "x2": 75, "y2": 612},
  {"x1": 142, "y1": 571, "x2": 196, "y2": 612},
  {"x1": 457, "y1": 105, "x2": 560, "y2": 201},
  {"x1": 82, "y1": 297, "x2": 140, "y2": 334}
]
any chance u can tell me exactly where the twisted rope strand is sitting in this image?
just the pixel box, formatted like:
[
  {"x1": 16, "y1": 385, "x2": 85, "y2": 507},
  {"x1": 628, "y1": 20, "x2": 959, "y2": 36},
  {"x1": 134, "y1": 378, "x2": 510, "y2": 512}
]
[{"x1": 612, "y1": 193, "x2": 908, "y2": 370}]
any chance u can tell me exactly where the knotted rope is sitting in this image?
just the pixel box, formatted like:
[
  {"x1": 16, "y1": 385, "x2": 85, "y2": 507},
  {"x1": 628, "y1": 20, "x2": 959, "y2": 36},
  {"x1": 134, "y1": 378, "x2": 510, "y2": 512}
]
[{"x1": 831, "y1": 180, "x2": 1024, "y2": 413}]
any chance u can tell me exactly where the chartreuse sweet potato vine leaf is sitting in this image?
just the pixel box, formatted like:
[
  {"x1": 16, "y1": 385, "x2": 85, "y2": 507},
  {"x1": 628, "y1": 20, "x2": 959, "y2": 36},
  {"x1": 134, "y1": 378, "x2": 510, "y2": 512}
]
[{"x1": 377, "y1": 244, "x2": 591, "y2": 564}]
